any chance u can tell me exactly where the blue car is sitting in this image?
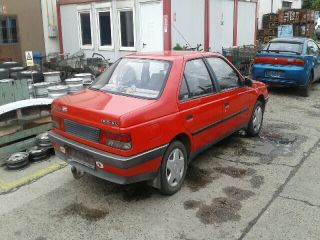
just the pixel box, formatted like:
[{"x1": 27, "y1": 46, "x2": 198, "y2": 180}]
[{"x1": 251, "y1": 37, "x2": 320, "y2": 97}]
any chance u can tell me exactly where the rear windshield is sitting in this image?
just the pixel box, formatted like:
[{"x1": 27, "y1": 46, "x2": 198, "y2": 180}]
[
  {"x1": 91, "y1": 58, "x2": 171, "y2": 99},
  {"x1": 264, "y1": 42, "x2": 303, "y2": 54}
]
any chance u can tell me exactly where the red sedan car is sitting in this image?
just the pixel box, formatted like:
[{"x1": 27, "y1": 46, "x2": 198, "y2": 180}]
[{"x1": 49, "y1": 52, "x2": 268, "y2": 195}]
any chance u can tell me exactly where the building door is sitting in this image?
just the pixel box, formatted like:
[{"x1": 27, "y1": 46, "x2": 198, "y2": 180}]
[{"x1": 140, "y1": 1, "x2": 163, "y2": 52}]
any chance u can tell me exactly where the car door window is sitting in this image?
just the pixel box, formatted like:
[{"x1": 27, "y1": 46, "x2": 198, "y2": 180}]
[
  {"x1": 183, "y1": 59, "x2": 214, "y2": 98},
  {"x1": 179, "y1": 76, "x2": 190, "y2": 101},
  {"x1": 206, "y1": 57, "x2": 240, "y2": 91}
]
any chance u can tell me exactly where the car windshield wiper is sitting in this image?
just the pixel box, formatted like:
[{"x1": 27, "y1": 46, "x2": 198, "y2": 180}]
[{"x1": 260, "y1": 49, "x2": 301, "y2": 55}]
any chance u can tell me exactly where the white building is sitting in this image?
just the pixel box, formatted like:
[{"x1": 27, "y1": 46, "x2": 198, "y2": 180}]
[
  {"x1": 41, "y1": 0, "x2": 60, "y2": 55},
  {"x1": 57, "y1": 0, "x2": 258, "y2": 62},
  {"x1": 258, "y1": 0, "x2": 302, "y2": 28}
]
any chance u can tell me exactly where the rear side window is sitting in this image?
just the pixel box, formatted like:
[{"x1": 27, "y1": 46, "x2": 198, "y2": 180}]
[
  {"x1": 265, "y1": 42, "x2": 303, "y2": 54},
  {"x1": 206, "y1": 57, "x2": 240, "y2": 91},
  {"x1": 179, "y1": 76, "x2": 189, "y2": 101},
  {"x1": 183, "y1": 59, "x2": 213, "y2": 98}
]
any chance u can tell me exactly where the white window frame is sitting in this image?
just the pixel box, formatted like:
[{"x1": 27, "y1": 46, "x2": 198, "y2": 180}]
[
  {"x1": 96, "y1": 8, "x2": 114, "y2": 51},
  {"x1": 117, "y1": 8, "x2": 136, "y2": 51},
  {"x1": 77, "y1": 6, "x2": 94, "y2": 50}
]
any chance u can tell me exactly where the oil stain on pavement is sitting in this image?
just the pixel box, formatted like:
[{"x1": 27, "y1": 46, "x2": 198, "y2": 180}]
[
  {"x1": 184, "y1": 186, "x2": 255, "y2": 225},
  {"x1": 186, "y1": 165, "x2": 221, "y2": 192},
  {"x1": 61, "y1": 202, "x2": 109, "y2": 221}
]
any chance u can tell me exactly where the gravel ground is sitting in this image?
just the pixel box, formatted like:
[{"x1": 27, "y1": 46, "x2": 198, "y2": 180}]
[{"x1": 0, "y1": 83, "x2": 320, "y2": 240}]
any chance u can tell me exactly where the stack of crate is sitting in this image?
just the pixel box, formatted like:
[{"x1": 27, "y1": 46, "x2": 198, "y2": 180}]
[
  {"x1": 261, "y1": 13, "x2": 279, "y2": 43},
  {"x1": 278, "y1": 9, "x2": 315, "y2": 37}
]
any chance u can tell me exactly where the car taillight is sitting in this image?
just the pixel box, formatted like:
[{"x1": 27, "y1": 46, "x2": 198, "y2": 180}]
[
  {"x1": 99, "y1": 131, "x2": 132, "y2": 150},
  {"x1": 287, "y1": 58, "x2": 304, "y2": 66},
  {"x1": 52, "y1": 116, "x2": 64, "y2": 130},
  {"x1": 254, "y1": 57, "x2": 304, "y2": 66}
]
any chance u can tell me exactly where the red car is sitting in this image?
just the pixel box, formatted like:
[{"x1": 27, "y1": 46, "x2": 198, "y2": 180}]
[{"x1": 49, "y1": 52, "x2": 268, "y2": 195}]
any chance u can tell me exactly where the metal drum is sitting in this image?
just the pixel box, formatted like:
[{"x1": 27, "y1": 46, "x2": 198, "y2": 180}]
[
  {"x1": 33, "y1": 82, "x2": 50, "y2": 98},
  {"x1": 20, "y1": 70, "x2": 43, "y2": 83},
  {"x1": 65, "y1": 78, "x2": 84, "y2": 93},
  {"x1": 47, "y1": 85, "x2": 68, "y2": 99},
  {"x1": 0, "y1": 79, "x2": 14, "y2": 84},
  {"x1": 0, "y1": 61, "x2": 20, "y2": 69},
  {"x1": 27, "y1": 79, "x2": 34, "y2": 98},
  {"x1": 43, "y1": 71, "x2": 61, "y2": 84},
  {"x1": 0, "y1": 68, "x2": 9, "y2": 80},
  {"x1": 74, "y1": 73, "x2": 93, "y2": 85}
]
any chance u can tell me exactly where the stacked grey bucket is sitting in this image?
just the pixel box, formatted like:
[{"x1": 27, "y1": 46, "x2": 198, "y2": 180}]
[
  {"x1": 47, "y1": 85, "x2": 68, "y2": 99},
  {"x1": 33, "y1": 71, "x2": 63, "y2": 98},
  {"x1": 74, "y1": 73, "x2": 93, "y2": 88},
  {"x1": 65, "y1": 78, "x2": 84, "y2": 93}
]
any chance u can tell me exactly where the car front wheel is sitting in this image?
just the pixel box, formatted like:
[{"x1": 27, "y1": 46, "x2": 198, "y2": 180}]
[
  {"x1": 247, "y1": 101, "x2": 264, "y2": 137},
  {"x1": 160, "y1": 141, "x2": 187, "y2": 195}
]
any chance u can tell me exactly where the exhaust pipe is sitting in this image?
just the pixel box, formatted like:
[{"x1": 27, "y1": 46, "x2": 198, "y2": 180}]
[{"x1": 71, "y1": 166, "x2": 85, "y2": 179}]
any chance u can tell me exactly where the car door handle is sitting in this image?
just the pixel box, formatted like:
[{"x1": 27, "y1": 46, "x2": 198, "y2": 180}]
[{"x1": 186, "y1": 114, "x2": 193, "y2": 120}]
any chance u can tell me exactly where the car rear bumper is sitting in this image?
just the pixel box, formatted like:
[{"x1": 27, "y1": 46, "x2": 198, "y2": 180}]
[
  {"x1": 252, "y1": 64, "x2": 308, "y2": 87},
  {"x1": 48, "y1": 131, "x2": 167, "y2": 184}
]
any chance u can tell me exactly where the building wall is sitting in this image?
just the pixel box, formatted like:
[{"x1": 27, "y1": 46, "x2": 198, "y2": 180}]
[
  {"x1": 237, "y1": 1, "x2": 256, "y2": 46},
  {"x1": 1, "y1": 0, "x2": 46, "y2": 63},
  {"x1": 258, "y1": 0, "x2": 302, "y2": 28},
  {"x1": 41, "y1": 0, "x2": 60, "y2": 55},
  {"x1": 210, "y1": 0, "x2": 235, "y2": 52},
  {"x1": 60, "y1": 0, "x2": 147, "y2": 62},
  {"x1": 171, "y1": 0, "x2": 204, "y2": 50}
]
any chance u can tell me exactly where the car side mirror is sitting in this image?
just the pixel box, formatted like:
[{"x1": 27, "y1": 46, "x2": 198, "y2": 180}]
[{"x1": 244, "y1": 77, "x2": 253, "y2": 87}]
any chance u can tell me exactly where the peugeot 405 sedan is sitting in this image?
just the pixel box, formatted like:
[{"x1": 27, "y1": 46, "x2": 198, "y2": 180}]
[
  {"x1": 252, "y1": 37, "x2": 320, "y2": 97},
  {"x1": 49, "y1": 52, "x2": 268, "y2": 195}
]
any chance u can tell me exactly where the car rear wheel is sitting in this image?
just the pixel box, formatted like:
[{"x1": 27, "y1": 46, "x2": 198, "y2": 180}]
[
  {"x1": 160, "y1": 141, "x2": 187, "y2": 195},
  {"x1": 301, "y1": 74, "x2": 312, "y2": 97},
  {"x1": 246, "y1": 101, "x2": 264, "y2": 137}
]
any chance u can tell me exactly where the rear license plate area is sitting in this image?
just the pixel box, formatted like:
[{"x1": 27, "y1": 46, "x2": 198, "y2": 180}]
[
  {"x1": 265, "y1": 70, "x2": 283, "y2": 78},
  {"x1": 67, "y1": 148, "x2": 95, "y2": 169}
]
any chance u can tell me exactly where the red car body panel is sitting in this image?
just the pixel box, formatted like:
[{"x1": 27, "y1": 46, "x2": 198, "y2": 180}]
[{"x1": 49, "y1": 51, "x2": 268, "y2": 184}]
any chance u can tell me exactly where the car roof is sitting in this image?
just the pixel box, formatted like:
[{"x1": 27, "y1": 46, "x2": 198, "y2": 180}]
[
  {"x1": 125, "y1": 51, "x2": 220, "y2": 61},
  {"x1": 270, "y1": 37, "x2": 310, "y2": 44}
]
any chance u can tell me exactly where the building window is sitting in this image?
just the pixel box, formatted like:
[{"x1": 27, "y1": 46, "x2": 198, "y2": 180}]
[
  {"x1": 282, "y1": 1, "x2": 292, "y2": 9},
  {"x1": 118, "y1": 9, "x2": 135, "y2": 50},
  {"x1": 97, "y1": 10, "x2": 113, "y2": 49},
  {"x1": 78, "y1": 11, "x2": 92, "y2": 47},
  {"x1": 0, "y1": 17, "x2": 18, "y2": 44}
]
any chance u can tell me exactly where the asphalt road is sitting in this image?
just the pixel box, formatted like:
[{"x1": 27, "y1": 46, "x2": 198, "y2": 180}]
[{"x1": 0, "y1": 83, "x2": 320, "y2": 240}]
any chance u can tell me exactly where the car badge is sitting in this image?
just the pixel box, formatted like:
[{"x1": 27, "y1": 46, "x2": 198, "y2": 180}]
[
  {"x1": 102, "y1": 119, "x2": 119, "y2": 126},
  {"x1": 62, "y1": 106, "x2": 68, "y2": 112}
]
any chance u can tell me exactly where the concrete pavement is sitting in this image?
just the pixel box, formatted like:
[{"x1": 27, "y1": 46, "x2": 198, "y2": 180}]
[{"x1": 0, "y1": 83, "x2": 319, "y2": 240}]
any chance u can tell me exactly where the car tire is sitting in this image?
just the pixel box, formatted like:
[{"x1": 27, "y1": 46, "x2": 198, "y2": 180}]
[
  {"x1": 246, "y1": 101, "x2": 264, "y2": 137},
  {"x1": 301, "y1": 74, "x2": 312, "y2": 97},
  {"x1": 159, "y1": 141, "x2": 188, "y2": 195}
]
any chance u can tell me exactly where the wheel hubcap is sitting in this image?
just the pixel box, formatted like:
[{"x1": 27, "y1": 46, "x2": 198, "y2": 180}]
[
  {"x1": 166, "y1": 148, "x2": 185, "y2": 187},
  {"x1": 252, "y1": 106, "x2": 263, "y2": 132}
]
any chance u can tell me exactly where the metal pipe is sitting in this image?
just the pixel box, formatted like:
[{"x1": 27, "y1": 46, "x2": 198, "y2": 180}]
[
  {"x1": 204, "y1": 0, "x2": 210, "y2": 52},
  {"x1": 271, "y1": 0, "x2": 273, "y2": 13},
  {"x1": 233, "y1": 0, "x2": 238, "y2": 46},
  {"x1": 163, "y1": 0, "x2": 172, "y2": 51},
  {"x1": 56, "y1": 1, "x2": 64, "y2": 54}
]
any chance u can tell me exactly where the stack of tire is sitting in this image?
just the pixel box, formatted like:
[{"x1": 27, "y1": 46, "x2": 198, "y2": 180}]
[
  {"x1": 5, "y1": 132, "x2": 54, "y2": 170},
  {"x1": 28, "y1": 132, "x2": 54, "y2": 162},
  {"x1": 5, "y1": 152, "x2": 30, "y2": 170}
]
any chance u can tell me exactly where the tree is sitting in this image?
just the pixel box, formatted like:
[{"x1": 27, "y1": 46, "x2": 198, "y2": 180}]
[{"x1": 303, "y1": 0, "x2": 320, "y2": 9}]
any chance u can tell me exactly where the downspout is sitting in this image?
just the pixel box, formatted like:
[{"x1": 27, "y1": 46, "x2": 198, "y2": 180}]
[
  {"x1": 204, "y1": 0, "x2": 210, "y2": 52},
  {"x1": 56, "y1": 0, "x2": 64, "y2": 54},
  {"x1": 163, "y1": 0, "x2": 172, "y2": 51},
  {"x1": 254, "y1": 0, "x2": 259, "y2": 43},
  {"x1": 233, "y1": 0, "x2": 238, "y2": 46}
]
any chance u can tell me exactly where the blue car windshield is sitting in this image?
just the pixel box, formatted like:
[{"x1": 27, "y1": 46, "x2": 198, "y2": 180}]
[{"x1": 265, "y1": 42, "x2": 303, "y2": 54}]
